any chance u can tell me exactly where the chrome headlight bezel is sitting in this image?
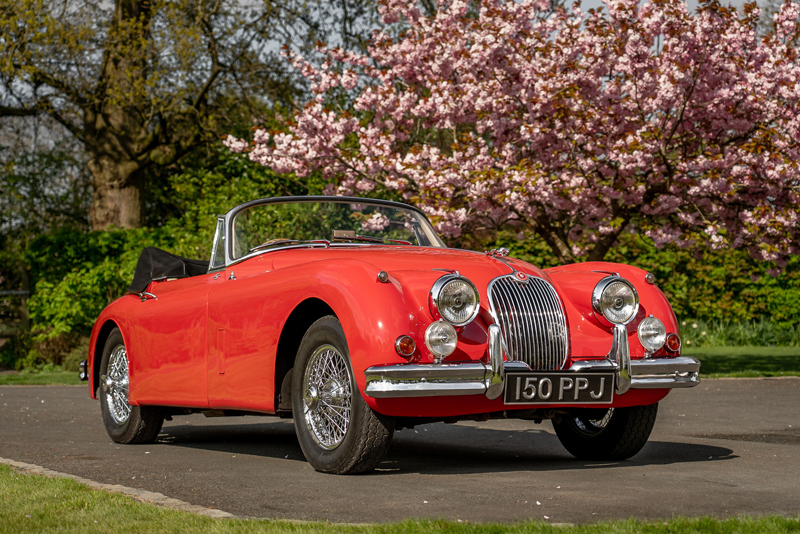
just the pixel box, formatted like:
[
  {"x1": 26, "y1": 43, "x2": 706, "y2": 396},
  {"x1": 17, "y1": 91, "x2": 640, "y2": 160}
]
[
  {"x1": 591, "y1": 275, "x2": 640, "y2": 326},
  {"x1": 429, "y1": 274, "x2": 481, "y2": 327}
]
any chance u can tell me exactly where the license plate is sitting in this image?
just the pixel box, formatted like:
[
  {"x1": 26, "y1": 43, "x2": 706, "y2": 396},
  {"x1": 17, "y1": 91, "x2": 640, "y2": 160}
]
[{"x1": 504, "y1": 372, "x2": 614, "y2": 405}]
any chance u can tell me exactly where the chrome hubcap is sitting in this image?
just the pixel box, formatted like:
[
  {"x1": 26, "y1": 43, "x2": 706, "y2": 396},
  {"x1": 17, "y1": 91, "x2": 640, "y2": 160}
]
[
  {"x1": 102, "y1": 345, "x2": 130, "y2": 425},
  {"x1": 302, "y1": 344, "x2": 353, "y2": 450}
]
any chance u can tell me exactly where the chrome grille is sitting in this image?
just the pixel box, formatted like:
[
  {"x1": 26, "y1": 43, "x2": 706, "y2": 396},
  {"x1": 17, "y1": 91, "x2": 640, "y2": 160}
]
[{"x1": 488, "y1": 275, "x2": 569, "y2": 370}]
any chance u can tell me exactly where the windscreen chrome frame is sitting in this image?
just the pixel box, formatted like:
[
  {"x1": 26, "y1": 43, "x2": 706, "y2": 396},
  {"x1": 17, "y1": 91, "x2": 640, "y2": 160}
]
[
  {"x1": 207, "y1": 216, "x2": 226, "y2": 273},
  {"x1": 221, "y1": 196, "x2": 446, "y2": 268}
]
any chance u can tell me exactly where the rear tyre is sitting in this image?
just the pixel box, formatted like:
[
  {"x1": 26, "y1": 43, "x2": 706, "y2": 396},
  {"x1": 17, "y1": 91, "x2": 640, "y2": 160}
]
[
  {"x1": 292, "y1": 316, "x2": 394, "y2": 474},
  {"x1": 552, "y1": 403, "x2": 658, "y2": 461},
  {"x1": 99, "y1": 328, "x2": 164, "y2": 444}
]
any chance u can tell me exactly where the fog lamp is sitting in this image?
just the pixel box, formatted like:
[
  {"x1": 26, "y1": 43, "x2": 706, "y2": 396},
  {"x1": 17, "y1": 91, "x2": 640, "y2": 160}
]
[
  {"x1": 424, "y1": 321, "x2": 457, "y2": 360},
  {"x1": 638, "y1": 316, "x2": 666, "y2": 353}
]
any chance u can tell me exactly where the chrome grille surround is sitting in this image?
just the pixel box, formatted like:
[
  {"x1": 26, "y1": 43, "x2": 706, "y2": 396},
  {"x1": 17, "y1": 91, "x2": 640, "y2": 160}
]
[{"x1": 487, "y1": 274, "x2": 569, "y2": 370}]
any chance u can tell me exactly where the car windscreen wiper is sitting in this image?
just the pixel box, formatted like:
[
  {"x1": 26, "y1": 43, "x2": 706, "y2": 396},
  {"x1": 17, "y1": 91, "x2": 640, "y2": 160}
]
[
  {"x1": 249, "y1": 239, "x2": 330, "y2": 253},
  {"x1": 334, "y1": 234, "x2": 412, "y2": 245}
]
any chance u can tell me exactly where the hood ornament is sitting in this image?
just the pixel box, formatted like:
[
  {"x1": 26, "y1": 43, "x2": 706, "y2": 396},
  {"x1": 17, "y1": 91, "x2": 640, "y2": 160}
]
[{"x1": 486, "y1": 247, "x2": 509, "y2": 258}]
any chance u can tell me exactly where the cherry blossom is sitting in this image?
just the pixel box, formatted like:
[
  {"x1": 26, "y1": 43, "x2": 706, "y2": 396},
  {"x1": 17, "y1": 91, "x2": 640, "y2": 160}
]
[{"x1": 229, "y1": 0, "x2": 800, "y2": 267}]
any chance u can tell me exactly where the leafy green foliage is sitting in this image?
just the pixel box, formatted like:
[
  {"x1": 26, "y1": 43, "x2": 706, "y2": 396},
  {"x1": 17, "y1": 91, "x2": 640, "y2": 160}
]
[{"x1": 18, "y1": 149, "x2": 324, "y2": 365}]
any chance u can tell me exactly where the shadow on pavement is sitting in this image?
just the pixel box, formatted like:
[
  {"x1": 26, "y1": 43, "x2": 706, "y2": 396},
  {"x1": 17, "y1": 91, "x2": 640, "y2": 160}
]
[{"x1": 157, "y1": 419, "x2": 736, "y2": 475}]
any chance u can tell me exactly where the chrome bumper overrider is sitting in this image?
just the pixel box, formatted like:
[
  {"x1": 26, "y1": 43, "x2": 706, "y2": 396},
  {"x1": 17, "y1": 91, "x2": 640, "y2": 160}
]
[{"x1": 364, "y1": 325, "x2": 700, "y2": 399}]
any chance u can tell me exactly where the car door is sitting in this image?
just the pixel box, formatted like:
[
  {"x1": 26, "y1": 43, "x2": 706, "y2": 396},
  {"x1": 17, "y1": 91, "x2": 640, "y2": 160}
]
[
  {"x1": 128, "y1": 272, "x2": 222, "y2": 408},
  {"x1": 206, "y1": 263, "x2": 282, "y2": 412}
]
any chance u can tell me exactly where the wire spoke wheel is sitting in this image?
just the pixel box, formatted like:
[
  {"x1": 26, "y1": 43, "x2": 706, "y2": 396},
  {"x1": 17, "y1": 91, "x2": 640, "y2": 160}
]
[
  {"x1": 102, "y1": 345, "x2": 131, "y2": 425},
  {"x1": 292, "y1": 316, "x2": 394, "y2": 473},
  {"x1": 302, "y1": 344, "x2": 353, "y2": 450},
  {"x1": 572, "y1": 408, "x2": 614, "y2": 435},
  {"x1": 99, "y1": 328, "x2": 163, "y2": 444}
]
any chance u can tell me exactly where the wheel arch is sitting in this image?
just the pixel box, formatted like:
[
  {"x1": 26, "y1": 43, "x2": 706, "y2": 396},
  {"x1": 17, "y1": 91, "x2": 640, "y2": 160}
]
[
  {"x1": 273, "y1": 298, "x2": 336, "y2": 414},
  {"x1": 92, "y1": 320, "x2": 120, "y2": 396}
]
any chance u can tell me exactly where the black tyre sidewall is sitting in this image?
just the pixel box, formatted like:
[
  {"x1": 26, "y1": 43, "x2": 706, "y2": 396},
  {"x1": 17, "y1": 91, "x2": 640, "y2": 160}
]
[
  {"x1": 553, "y1": 403, "x2": 658, "y2": 461},
  {"x1": 291, "y1": 316, "x2": 368, "y2": 473}
]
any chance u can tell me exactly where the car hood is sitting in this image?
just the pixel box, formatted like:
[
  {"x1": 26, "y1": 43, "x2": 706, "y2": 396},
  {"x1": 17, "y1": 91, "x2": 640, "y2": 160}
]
[
  {"x1": 246, "y1": 246, "x2": 549, "y2": 321},
  {"x1": 264, "y1": 245, "x2": 548, "y2": 285}
]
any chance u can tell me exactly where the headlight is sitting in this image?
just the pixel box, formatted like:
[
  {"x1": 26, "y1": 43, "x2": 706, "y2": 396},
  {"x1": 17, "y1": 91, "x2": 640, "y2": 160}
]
[
  {"x1": 429, "y1": 274, "x2": 480, "y2": 326},
  {"x1": 424, "y1": 321, "x2": 457, "y2": 359},
  {"x1": 592, "y1": 276, "x2": 639, "y2": 325},
  {"x1": 638, "y1": 316, "x2": 666, "y2": 352}
]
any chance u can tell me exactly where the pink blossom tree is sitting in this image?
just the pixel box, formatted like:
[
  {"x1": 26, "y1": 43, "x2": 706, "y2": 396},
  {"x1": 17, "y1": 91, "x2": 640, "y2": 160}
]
[{"x1": 226, "y1": 0, "x2": 800, "y2": 269}]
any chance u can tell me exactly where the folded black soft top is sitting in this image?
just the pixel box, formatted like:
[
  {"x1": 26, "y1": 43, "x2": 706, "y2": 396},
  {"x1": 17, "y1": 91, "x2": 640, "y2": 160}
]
[{"x1": 128, "y1": 247, "x2": 210, "y2": 293}]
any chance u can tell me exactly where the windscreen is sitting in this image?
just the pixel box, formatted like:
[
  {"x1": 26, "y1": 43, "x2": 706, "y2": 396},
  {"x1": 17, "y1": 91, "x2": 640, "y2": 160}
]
[{"x1": 230, "y1": 200, "x2": 445, "y2": 260}]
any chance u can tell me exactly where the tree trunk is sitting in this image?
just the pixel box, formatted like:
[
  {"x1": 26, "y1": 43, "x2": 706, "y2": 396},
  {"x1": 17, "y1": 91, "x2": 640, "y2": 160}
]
[
  {"x1": 89, "y1": 158, "x2": 145, "y2": 229},
  {"x1": 86, "y1": 0, "x2": 153, "y2": 230}
]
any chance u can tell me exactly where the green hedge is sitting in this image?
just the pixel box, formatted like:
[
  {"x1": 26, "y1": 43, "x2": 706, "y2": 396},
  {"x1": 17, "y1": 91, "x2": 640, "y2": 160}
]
[{"x1": 1, "y1": 150, "x2": 322, "y2": 369}]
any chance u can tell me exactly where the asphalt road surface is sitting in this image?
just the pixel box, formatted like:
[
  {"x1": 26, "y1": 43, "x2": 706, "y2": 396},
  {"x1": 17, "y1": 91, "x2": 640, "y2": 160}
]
[{"x1": 1, "y1": 378, "x2": 799, "y2": 524}]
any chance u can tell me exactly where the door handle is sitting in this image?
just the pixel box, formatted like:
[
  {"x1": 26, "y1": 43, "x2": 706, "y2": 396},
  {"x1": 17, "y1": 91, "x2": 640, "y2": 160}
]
[{"x1": 138, "y1": 291, "x2": 157, "y2": 302}]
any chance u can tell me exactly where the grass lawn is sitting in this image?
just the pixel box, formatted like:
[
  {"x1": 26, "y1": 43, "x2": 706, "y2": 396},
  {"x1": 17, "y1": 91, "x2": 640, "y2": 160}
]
[
  {"x1": 0, "y1": 370, "x2": 84, "y2": 386},
  {"x1": 1, "y1": 464, "x2": 798, "y2": 534},
  {"x1": 683, "y1": 346, "x2": 800, "y2": 377}
]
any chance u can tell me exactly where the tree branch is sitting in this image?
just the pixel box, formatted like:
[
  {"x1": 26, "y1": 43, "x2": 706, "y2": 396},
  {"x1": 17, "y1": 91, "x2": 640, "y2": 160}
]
[{"x1": 0, "y1": 105, "x2": 39, "y2": 117}]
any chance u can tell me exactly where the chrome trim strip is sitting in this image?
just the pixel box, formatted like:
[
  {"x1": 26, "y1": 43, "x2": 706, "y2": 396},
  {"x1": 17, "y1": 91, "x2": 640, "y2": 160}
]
[
  {"x1": 630, "y1": 356, "x2": 700, "y2": 375},
  {"x1": 569, "y1": 359, "x2": 616, "y2": 372},
  {"x1": 362, "y1": 356, "x2": 700, "y2": 399}
]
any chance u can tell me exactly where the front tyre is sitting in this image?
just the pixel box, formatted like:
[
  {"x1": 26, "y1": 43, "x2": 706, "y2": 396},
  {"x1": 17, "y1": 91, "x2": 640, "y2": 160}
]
[
  {"x1": 552, "y1": 404, "x2": 658, "y2": 461},
  {"x1": 99, "y1": 328, "x2": 163, "y2": 444},
  {"x1": 292, "y1": 316, "x2": 395, "y2": 474}
]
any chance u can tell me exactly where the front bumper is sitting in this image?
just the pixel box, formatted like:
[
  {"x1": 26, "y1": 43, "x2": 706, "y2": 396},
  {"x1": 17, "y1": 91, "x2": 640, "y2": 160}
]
[{"x1": 364, "y1": 325, "x2": 700, "y2": 399}]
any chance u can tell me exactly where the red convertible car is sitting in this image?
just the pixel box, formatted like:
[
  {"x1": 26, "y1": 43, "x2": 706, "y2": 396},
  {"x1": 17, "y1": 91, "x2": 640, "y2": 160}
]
[{"x1": 81, "y1": 196, "x2": 700, "y2": 474}]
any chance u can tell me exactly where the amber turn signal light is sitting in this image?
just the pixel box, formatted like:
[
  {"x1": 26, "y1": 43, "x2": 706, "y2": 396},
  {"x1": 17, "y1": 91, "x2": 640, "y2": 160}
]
[
  {"x1": 665, "y1": 333, "x2": 681, "y2": 352},
  {"x1": 395, "y1": 335, "x2": 416, "y2": 359}
]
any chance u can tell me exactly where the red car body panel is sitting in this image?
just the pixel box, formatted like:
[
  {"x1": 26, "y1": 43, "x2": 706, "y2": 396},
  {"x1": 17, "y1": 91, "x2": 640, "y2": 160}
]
[{"x1": 88, "y1": 245, "x2": 681, "y2": 418}]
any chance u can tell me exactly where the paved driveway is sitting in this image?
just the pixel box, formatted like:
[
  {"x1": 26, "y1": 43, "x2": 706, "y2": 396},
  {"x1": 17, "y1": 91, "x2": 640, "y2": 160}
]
[{"x1": 1, "y1": 378, "x2": 798, "y2": 523}]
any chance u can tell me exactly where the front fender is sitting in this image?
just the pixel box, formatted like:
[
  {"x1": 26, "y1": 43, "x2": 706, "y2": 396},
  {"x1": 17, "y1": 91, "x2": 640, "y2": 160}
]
[
  {"x1": 277, "y1": 259, "x2": 441, "y2": 397},
  {"x1": 546, "y1": 261, "x2": 680, "y2": 359}
]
